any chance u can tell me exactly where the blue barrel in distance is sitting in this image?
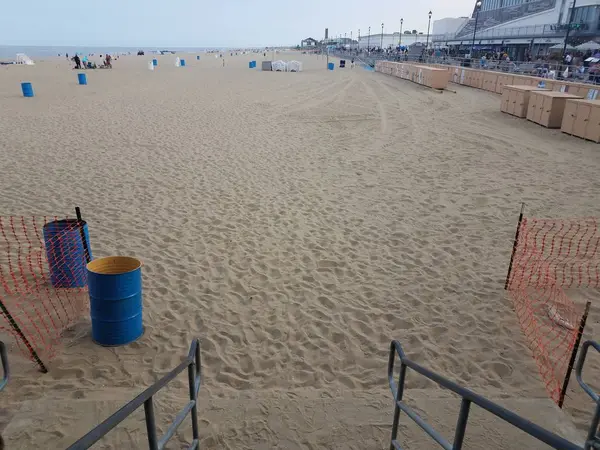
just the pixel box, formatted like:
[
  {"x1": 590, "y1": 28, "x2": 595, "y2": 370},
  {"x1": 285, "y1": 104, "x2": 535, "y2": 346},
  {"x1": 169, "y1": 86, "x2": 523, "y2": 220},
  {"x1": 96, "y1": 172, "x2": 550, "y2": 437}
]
[
  {"x1": 43, "y1": 219, "x2": 92, "y2": 288},
  {"x1": 180, "y1": 59, "x2": 186, "y2": 67},
  {"x1": 78, "y1": 73, "x2": 87, "y2": 85},
  {"x1": 87, "y1": 256, "x2": 144, "y2": 346},
  {"x1": 21, "y1": 82, "x2": 34, "y2": 97},
  {"x1": 152, "y1": 58, "x2": 158, "y2": 66},
  {"x1": 328, "y1": 62, "x2": 334, "y2": 71},
  {"x1": 249, "y1": 61, "x2": 253, "y2": 69},
  {"x1": 197, "y1": 55, "x2": 200, "y2": 60}
]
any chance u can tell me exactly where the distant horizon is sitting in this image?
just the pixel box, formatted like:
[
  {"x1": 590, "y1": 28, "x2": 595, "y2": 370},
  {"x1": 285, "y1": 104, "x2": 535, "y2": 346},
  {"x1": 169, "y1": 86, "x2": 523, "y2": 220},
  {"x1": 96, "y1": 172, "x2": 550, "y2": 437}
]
[
  {"x1": 0, "y1": 44, "x2": 291, "y2": 50},
  {"x1": 0, "y1": 44, "x2": 294, "y2": 59}
]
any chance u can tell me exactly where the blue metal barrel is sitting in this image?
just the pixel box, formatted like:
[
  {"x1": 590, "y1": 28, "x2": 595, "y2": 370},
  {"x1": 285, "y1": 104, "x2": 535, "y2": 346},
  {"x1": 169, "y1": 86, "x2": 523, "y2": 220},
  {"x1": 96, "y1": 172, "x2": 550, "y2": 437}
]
[
  {"x1": 78, "y1": 73, "x2": 87, "y2": 85},
  {"x1": 43, "y1": 219, "x2": 92, "y2": 288},
  {"x1": 197, "y1": 55, "x2": 200, "y2": 60},
  {"x1": 180, "y1": 59, "x2": 186, "y2": 67},
  {"x1": 249, "y1": 61, "x2": 253, "y2": 69},
  {"x1": 21, "y1": 82, "x2": 34, "y2": 97},
  {"x1": 87, "y1": 256, "x2": 143, "y2": 346},
  {"x1": 152, "y1": 58, "x2": 158, "y2": 66},
  {"x1": 328, "y1": 62, "x2": 334, "y2": 71}
]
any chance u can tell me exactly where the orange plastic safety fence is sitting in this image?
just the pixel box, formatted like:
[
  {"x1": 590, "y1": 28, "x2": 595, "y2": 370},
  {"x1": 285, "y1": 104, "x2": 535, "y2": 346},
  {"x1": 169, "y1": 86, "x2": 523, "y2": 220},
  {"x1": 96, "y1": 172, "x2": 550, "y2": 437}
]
[
  {"x1": 510, "y1": 218, "x2": 600, "y2": 290},
  {"x1": 0, "y1": 216, "x2": 88, "y2": 365},
  {"x1": 507, "y1": 217, "x2": 593, "y2": 404}
]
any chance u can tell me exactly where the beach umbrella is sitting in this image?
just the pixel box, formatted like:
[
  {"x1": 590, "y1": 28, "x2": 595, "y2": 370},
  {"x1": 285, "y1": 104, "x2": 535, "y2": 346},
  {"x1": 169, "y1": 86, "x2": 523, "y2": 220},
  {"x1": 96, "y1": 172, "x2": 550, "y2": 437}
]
[
  {"x1": 577, "y1": 41, "x2": 600, "y2": 51},
  {"x1": 549, "y1": 43, "x2": 574, "y2": 50}
]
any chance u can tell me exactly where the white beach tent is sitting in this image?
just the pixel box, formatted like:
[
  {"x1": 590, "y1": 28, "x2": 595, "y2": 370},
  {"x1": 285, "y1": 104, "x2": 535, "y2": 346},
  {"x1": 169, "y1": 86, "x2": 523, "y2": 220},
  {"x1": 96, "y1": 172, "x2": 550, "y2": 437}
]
[
  {"x1": 15, "y1": 53, "x2": 34, "y2": 65},
  {"x1": 288, "y1": 61, "x2": 303, "y2": 72},
  {"x1": 271, "y1": 60, "x2": 287, "y2": 72},
  {"x1": 577, "y1": 41, "x2": 600, "y2": 51}
]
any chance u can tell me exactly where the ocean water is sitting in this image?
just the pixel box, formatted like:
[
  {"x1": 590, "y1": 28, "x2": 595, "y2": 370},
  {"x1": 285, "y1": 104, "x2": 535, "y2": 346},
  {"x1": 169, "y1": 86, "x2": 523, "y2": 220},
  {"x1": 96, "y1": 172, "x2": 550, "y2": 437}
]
[{"x1": 0, "y1": 45, "x2": 223, "y2": 60}]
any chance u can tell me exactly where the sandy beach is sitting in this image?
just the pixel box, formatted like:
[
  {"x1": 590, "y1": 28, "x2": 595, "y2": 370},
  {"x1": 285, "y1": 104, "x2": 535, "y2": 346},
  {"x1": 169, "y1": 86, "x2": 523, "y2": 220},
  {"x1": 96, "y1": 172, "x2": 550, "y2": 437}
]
[{"x1": 1, "y1": 51, "x2": 599, "y2": 448}]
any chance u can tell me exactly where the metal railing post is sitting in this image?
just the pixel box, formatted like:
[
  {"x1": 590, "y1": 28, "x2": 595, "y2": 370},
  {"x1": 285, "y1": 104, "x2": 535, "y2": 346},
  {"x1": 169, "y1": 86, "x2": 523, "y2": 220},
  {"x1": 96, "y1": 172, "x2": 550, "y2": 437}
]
[
  {"x1": 144, "y1": 397, "x2": 159, "y2": 450},
  {"x1": 574, "y1": 340, "x2": 600, "y2": 450},
  {"x1": 67, "y1": 338, "x2": 202, "y2": 450},
  {"x1": 0, "y1": 341, "x2": 9, "y2": 392},
  {"x1": 387, "y1": 339, "x2": 585, "y2": 450},
  {"x1": 390, "y1": 363, "x2": 406, "y2": 450},
  {"x1": 452, "y1": 399, "x2": 472, "y2": 450},
  {"x1": 188, "y1": 363, "x2": 199, "y2": 441}
]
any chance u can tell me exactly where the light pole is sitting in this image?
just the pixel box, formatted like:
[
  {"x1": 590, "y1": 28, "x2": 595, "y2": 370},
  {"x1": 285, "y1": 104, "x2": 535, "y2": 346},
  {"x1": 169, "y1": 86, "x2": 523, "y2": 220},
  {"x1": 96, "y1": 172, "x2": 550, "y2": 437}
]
[
  {"x1": 381, "y1": 23, "x2": 384, "y2": 49},
  {"x1": 367, "y1": 26, "x2": 371, "y2": 53},
  {"x1": 350, "y1": 31, "x2": 353, "y2": 49},
  {"x1": 472, "y1": 1, "x2": 482, "y2": 57},
  {"x1": 562, "y1": 0, "x2": 577, "y2": 60},
  {"x1": 358, "y1": 29, "x2": 361, "y2": 51},
  {"x1": 399, "y1": 18, "x2": 403, "y2": 47},
  {"x1": 426, "y1": 11, "x2": 432, "y2": 51}
]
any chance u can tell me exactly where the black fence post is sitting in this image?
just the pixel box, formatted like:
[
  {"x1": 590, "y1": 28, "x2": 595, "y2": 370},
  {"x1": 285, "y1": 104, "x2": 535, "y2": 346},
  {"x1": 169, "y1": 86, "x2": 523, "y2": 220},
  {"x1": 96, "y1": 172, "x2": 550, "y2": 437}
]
[
  {"x1": 75, "y1": 207, "x2": 91, "y2": 264},
  {"x1": 0, "y1": 300, "x2": 47, "y2": 373},
  {"x1": 505, "y1": 203, "x2": 525, "y2": 290},
  {"x1": 558, "y1": 301, "x2": 591, "y2": 409}
]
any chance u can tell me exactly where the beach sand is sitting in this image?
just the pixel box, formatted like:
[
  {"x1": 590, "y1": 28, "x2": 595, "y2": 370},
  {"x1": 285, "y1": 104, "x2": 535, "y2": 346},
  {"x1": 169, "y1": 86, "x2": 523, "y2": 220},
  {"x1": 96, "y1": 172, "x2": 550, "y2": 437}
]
[{"x1": 0, "y1": 51, "x2": 599, "y2": 448}]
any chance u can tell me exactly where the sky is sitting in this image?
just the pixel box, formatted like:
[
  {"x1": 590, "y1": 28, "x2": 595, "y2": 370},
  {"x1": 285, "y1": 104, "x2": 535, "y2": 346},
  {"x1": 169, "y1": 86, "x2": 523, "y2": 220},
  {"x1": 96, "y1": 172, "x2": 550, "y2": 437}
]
[{"x1": 1, "y1": 0, "x2": 477, "y2": 48}]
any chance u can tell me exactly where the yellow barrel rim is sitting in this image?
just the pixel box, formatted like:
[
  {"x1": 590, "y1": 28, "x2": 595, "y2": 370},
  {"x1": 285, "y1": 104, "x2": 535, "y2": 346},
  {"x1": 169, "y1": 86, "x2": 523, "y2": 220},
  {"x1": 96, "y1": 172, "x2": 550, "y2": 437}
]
[{"x1": 87, "y1": 256, "x2": 142, "y2": 275}]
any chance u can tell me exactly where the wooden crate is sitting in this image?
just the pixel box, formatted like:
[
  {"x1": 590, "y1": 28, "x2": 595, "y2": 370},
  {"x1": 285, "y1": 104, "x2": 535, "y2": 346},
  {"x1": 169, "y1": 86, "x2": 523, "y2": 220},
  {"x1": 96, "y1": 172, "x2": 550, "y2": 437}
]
[
  {"x1": 496, "y1": 74, "x2": 515, "y2": 94},
  {"x1": 501, "y1": 85, "x2": 550, "y2": 118},
  {"x1": 526, "y1": 91, "x2": 583, "y2": 128},
  {"x1": 561, "y1": 99, "x2": 600, "y2": 142},
  {"x1": 482, "y1": 72, "x2": 498, "y2": 92},
  {"x1": 473, "y1": 70, "x2": 485, "y2": 89}
]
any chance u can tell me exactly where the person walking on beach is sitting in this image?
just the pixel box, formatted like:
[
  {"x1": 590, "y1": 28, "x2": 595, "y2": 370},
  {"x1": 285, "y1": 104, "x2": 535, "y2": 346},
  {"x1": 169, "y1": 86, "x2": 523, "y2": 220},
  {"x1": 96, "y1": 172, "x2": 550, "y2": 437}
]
[{"x1": 73, "y1": 54, "x2": 82, "y2": 69}]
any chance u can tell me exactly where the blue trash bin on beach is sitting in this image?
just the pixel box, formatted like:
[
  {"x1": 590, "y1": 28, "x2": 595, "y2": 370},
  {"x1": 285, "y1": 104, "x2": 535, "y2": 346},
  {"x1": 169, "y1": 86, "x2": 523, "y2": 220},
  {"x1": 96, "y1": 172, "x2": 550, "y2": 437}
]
[
  {"x1": 328, "y1": 62, "x2": 334, "y2": 71},
  {"x1": 180, "y1": 59, "x2": 186, "y2": 67},
  {"x1": 78, "y1": 73, "x2": 87, "y2": 85},
  {"x1": 43, "y1": 219, "x2": 92, "y2": 288},
  {"x1": 87, "y1": 256, "x2": 144, "y2": 346},
  {"x1": 152, "y1": 59, "x2": 158, "y2": 66},
  {"x1": 197, "y1": 55, "x2": 200, "y2": 60},
  {"x1": 21, "y1": 82, "x2": 34, "y2": 97}
]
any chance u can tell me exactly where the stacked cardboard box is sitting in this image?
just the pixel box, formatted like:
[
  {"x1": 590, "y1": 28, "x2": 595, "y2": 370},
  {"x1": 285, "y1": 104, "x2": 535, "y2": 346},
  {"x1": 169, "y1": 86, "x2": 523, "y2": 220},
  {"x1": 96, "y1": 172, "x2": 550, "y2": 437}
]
[
  {"x1": 501, "y1": 85, "x2": 550, "y2": 118},
  {"x1": 526, "y1": 91, "x2": 583, "y2": 128},
  {"x1": 561, "y1": 99, "x2": 600, "y2": 142},
  {"x1": 375, "y1": 60, "x2": 600, "y2": 141},
  {"x1": 375, "y1": 61, "x2": 448, "y2": 90},
  {"x1": 425, "y1": 63, "x2": 600, "y2": 101}
]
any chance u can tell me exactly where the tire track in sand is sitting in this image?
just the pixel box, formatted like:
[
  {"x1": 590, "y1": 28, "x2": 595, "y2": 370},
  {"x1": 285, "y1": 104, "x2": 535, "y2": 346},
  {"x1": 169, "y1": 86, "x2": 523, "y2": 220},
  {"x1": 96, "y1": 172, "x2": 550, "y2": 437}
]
[{"x1": 360, "y1": 78, "x2": 389, "y2": 135}]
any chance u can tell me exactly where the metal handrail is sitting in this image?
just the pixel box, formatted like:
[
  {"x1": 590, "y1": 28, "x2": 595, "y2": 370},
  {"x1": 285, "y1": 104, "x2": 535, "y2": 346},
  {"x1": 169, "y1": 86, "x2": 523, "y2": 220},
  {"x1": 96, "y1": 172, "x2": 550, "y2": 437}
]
[
  {"x1": 0, "y1": 340, "x2": 8, "y2": 392},
  {"x1": 575, "y1": 341, "x2": 600, "y2": 449},
  {"x1": 67, "y1": 338, "x2": 202, "y2": 450},
  {"x1": 388, "y1": 339, "x2": 600, "y2": 450}
]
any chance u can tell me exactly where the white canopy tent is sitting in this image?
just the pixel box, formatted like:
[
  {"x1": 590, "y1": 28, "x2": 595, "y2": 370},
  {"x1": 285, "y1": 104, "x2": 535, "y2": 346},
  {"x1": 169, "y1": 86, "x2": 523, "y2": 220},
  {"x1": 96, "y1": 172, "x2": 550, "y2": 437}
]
[
  {"x1": 15, "y1": 53, "x2": 34, "y2": 65},
  {"x1": 576, "y1": 41, "x2": 600, "y2": 51},
  {"x1": 549, "y1": 43, "x2": 574, "y2": 50}
]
